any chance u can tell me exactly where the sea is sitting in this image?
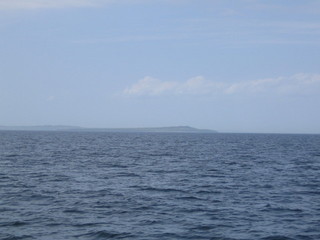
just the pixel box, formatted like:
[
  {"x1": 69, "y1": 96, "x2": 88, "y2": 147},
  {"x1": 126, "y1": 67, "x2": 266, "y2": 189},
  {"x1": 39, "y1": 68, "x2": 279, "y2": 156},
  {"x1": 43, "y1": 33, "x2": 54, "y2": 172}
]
[{"x1": 0, "y1": 131, "x2": 319, "y2": 240}]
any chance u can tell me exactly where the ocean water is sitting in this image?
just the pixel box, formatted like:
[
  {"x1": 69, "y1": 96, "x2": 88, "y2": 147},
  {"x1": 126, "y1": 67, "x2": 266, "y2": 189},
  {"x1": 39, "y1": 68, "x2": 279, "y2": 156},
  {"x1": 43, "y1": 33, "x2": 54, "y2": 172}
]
[{"x1": 0, "y1": 131, "x2": 320, "y2": 240}]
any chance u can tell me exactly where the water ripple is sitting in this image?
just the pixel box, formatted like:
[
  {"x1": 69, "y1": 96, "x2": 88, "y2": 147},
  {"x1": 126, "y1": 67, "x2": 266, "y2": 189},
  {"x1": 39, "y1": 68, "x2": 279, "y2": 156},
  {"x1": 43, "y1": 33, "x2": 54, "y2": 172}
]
[{"x1": 1, "y1": 131, "x2": 319, "y2": 240}]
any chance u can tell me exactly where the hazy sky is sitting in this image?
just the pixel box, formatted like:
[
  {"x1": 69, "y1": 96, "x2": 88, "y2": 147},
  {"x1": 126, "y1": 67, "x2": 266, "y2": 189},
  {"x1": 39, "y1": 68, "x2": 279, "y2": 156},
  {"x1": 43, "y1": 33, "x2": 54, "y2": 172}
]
[{"x1": 1, "y1": 0, "x2": 320, "y2": 133}]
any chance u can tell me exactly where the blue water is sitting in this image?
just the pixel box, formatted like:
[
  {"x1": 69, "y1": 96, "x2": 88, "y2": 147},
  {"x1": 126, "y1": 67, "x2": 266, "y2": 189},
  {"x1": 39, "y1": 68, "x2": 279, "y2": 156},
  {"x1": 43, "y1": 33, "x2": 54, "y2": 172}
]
[{"x1": 0, "y1": 131, "x2": 320, "y2": 240}]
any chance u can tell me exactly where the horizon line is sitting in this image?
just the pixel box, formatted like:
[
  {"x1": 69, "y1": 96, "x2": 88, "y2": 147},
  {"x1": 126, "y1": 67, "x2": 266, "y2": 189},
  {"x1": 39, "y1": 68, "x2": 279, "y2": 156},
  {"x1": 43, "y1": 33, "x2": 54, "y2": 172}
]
[{"x1": 0, "y1": 124, "x2": 319, "y2": 135}]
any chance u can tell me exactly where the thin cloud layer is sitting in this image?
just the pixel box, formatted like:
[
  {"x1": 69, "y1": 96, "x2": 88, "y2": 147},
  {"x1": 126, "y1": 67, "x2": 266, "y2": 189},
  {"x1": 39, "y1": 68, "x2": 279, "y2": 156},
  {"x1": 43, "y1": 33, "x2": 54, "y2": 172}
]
[
  {"x1": 123, "y1": 74, "x2": 320, "y2": 96},
  {"x1": 0, "y1": 0, "x2": 160, "y2": 10},
  {"x1": 0, "y1": 0, "x2": 112, "y2": 10}
]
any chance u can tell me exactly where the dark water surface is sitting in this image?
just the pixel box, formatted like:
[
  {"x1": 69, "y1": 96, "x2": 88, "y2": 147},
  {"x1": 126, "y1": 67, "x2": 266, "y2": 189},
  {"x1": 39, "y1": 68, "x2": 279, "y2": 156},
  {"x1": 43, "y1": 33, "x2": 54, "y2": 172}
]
[{"x1": 1, "y1": 131, "x2": 320, "y2": 240}]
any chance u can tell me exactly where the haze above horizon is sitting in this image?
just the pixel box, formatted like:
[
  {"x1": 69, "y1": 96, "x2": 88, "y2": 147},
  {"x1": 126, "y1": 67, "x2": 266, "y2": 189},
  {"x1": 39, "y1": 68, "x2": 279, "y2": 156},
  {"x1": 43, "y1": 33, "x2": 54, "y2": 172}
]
[{"x1": 1, "y1": 0, "x2": 320, "y2": 134}]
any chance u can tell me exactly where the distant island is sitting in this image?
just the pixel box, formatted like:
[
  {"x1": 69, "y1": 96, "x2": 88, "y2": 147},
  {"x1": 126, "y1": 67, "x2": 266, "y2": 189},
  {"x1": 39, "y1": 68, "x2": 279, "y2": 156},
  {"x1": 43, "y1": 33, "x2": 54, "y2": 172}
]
[
  {"x1": 0, "y1": 125, "x2": 217, "y2": 133},
  {"x1": 79, "y1": 126, "x2": 218, "y2": 133}
]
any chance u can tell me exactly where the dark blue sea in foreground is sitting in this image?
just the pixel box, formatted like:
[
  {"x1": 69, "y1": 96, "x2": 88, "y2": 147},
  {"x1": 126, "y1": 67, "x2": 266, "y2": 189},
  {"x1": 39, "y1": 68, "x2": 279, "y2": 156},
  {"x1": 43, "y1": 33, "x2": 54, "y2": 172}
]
[{"x1": 1, "y1": 131, "x2": 320, "y2": 240}]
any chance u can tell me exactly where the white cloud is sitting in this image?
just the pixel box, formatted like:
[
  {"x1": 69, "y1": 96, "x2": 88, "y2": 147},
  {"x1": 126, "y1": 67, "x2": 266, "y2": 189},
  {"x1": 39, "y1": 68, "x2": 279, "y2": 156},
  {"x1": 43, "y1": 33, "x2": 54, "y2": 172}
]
[
  {"x1": 122, "y1": 76, "x2": 227, "y2": 96},
  {"x1": 123, "y1": 73, "x2": 320, "y2": 96},
  {"x1": 176, "y1": 76, "x2": 225, "y2": 95},
  {"x1": 123, "y1": 76, "x2": 178, "y2": 96},
  {"x1": 275, "y1": 73, "x2": 320, "y2": 94},
  {"x1": 224, "y1": 77, "x2": 283, "y2": 94}
]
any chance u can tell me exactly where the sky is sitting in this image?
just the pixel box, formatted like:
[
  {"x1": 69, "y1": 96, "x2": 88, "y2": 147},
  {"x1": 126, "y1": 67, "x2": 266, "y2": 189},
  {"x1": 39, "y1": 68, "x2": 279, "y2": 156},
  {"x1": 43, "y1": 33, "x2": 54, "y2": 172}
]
[{"x1": 1, "y1": 0, "x2": 320, "y2": 133}]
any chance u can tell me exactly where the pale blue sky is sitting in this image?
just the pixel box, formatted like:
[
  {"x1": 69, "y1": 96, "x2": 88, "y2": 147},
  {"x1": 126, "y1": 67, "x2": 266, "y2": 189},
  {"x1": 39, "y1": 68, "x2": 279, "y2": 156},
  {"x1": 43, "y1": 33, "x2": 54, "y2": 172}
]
[{"x1": 1, "y1": 0, "x2": 320, "y2": 133}]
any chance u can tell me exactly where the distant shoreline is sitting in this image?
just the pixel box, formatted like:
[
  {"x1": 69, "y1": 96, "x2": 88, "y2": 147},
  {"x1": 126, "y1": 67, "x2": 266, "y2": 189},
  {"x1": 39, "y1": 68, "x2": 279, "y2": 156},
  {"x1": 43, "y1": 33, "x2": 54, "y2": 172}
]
[{"x1": 0, "y1": 125, "x2": 218, "y2": 133}]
